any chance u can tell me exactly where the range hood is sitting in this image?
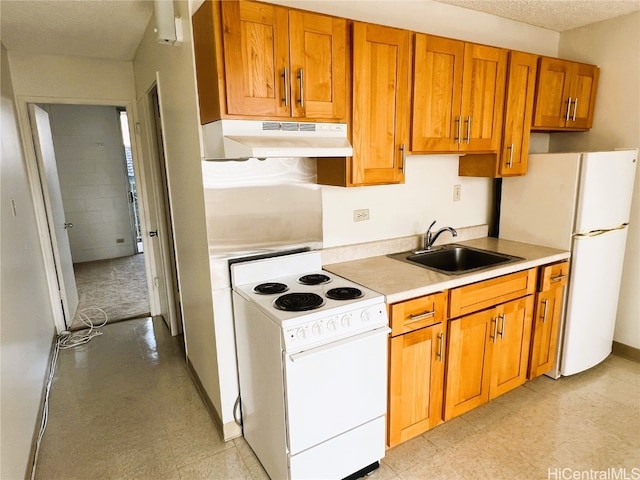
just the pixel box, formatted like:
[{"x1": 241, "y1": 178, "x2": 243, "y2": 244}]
[{"x1": 201, "y1": 119, "x2": 353, "y2": 160}]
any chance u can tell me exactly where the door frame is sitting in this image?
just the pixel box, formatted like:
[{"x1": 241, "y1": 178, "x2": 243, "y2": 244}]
[
  {"x1": 14, "y1": 94, "x2": 163, "y2": 333},
  {"x1": 134, "y1": 78, "x2": 183, "y2": 335}
]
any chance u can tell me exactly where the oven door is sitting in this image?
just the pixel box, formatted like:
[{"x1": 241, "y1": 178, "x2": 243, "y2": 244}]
[{"x1": 284, "y1": 326, "x2": 390, "y2": 455}]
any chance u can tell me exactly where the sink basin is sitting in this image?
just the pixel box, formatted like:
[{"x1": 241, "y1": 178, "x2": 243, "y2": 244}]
[{"x1": 389, "y1": 245, "x2": 522, "y2": 275}]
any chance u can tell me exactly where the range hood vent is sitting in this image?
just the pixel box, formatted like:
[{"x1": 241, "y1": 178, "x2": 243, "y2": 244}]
[{"x1": 202, "y1": 120, "x2": 353, "y2": 160}]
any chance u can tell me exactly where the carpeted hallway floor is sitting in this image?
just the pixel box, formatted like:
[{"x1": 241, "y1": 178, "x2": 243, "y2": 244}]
[{"x1": 71, "y1": 254, "x2": 150, "y2": 330}]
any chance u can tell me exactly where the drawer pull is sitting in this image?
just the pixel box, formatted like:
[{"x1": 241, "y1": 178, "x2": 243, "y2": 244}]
[
  {"x1": 436, "y1": 333, "x2": 444, "y2": 361},
  {"x1": 540, "y1": 299, "x2": 549, "y2": 323},
  {"x1": 498, "y1": 314, "x2": 506, "y2": 338},
  {"x1": 407, "y1": 309, "x2": 436, "y2": 323},
  {"x1": 490, "y1": 317, "x2": 498, "y2": 343},
  {"x1": 551, "y1": 274, "x2": 568, "y2": 282}
]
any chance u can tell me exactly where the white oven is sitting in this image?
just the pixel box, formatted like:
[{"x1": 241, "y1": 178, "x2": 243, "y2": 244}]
[{"x1": 231, "y1": 250, "x2": 389, "y2": 480}]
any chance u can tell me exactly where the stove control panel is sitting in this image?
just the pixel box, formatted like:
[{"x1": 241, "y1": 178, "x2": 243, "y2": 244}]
[{"x1": 283, "y1": 303, "x2": 388, "y2": 351}]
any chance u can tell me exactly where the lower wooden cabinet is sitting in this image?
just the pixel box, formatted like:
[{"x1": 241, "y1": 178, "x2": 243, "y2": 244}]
[
  {"x1": 387, "y1": 291, "x2": 446, "y2": 447},
  {"x1": 529, "y1": 261, "x2": 569, "y2": 378},
  {"x1": 388, "y1": 322, "x2": 445, "y2": 447},
  {"x1": 444, "y1": 295, "x2": 534, "y2": 420}
]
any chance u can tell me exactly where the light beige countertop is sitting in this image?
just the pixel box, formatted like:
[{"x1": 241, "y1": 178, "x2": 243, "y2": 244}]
[{"x1": 324, "y1": 237, "x2": 570, "y2": 304}]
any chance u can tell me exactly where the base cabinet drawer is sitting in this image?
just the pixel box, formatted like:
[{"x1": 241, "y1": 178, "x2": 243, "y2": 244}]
[
  {"x1": 389, "y1": 292, "x2": 447, "y2": 336},
  {"x1": 449, "y1": 268, "x2": 536, "y2": 318}
]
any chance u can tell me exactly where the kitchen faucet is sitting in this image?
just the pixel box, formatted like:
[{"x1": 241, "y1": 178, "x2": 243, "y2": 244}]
[{"x1": 423, "y1": 220, "x2": 458, "y2": 250}]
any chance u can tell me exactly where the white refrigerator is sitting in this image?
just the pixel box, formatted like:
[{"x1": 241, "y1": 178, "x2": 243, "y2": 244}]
[{"x1": 500, "y1": 149, "x2": 638, "y2": 376}]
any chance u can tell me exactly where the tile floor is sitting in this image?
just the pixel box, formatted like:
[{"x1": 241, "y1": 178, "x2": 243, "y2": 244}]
[{"x1": 35, "y1": 317, "x2": 639, "y2": 480}]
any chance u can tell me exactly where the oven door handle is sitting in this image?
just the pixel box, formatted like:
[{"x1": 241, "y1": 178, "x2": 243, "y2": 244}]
[{"x1": 288, "y1": 326, "x2": 391, "y2": 363}]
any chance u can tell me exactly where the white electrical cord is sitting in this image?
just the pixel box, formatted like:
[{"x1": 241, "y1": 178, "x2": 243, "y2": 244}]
[{"x1": 30, "y1": 307, "x2": 108, "y2": 480}]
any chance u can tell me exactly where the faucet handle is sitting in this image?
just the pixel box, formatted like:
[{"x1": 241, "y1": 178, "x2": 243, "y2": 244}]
[{"x1": 427, "y1": 220, "x2": 437, "y2": 233}]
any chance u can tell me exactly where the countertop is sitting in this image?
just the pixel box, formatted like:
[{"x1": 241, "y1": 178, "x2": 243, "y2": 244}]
[{"x1": 324, "y1": 237, "x2": 570, "y2": 304}]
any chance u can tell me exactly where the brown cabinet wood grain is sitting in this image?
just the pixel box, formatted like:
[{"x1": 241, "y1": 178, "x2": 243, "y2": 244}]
[
  {"x1": 318, "y1": 22, "x2": 411, "y2": 186},
  {"x1": 192, "y1": 0, "x2": 347, "y2": 123},
  {"x1": 388, "y1": 321, "x2": 445, "y2": 447},
  {"x1": 459, "y1": 51, "x2": 538, "y2": 177},
  {"x1": 529, "y1": 261, "x2": 569, "y2": 379},
  {"x1": 445, "y1": 295, "x2": 534, "y2": 420},
  {"x1": 532, "y1": 57, "x2": 598, "y2": 131},
  {"x1": 411, "y1": 34, "x2": 507, "y2": 154}
]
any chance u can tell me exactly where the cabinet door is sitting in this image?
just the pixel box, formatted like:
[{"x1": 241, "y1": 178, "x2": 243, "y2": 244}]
[
  {"x1": 389, "y1": 323, "x2": 445, "y2": 447},
  {"x1": 459, "y1": 43, "x2": 507, "y2": 153},
  {"x1": 221, "y1": 0, "x2": 290, "y2": 117},
  {"x1": 532, "y1": 57, "x2": 573, "y2": 129},
  {"x1": 499, "y1": 51, "x2": 538, "y2": 176},
  {"x1": 289, "y1": 11, "x2": 347, "y2": 121},
  {"x1": 351, "y1": 22, "x2": 410, "y2": 185},
  {"x1": 567, "y1": 63, "x2": 598, "y2": 130},
  {"x1": 490, "y1": 296, "x2": 534, "y2": 399},
  {"x1": 529, "y1": 288, "x2": 564, "y2": 379},
  {"x1": 411, "y1": 34, "x2": 464, "y2": 152},
  {"x1": 444, "y1": 309, "x2": 494, "y2": 420}
]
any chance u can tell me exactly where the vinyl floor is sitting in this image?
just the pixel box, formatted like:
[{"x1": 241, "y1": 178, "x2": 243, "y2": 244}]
[{"x1": 35, "y1": 317, "x2": 640, "y2": 479}]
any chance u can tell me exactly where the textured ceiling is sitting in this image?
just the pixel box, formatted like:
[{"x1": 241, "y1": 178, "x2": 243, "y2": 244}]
[
  {"x1": 431, "y1": 0, "x2": 640, "y2": 32},
  {"x1": 0, "y1": 0, "x2": 153, "y2": 61},
  {"x1": 1, "y1": 0, "x2": 639, "y2": 61}
]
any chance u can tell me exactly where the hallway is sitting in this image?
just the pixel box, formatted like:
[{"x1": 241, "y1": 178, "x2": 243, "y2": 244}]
[
  {"x1": 34, "y1": 317, "x2": 640, "y2": 479},
  {"x1": 70, "y1": 254, "x2": 150, "y2": 330}
]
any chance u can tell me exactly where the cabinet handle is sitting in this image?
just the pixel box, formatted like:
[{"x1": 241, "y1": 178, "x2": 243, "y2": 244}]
[
  {"x1": 498, "y1": 314, "x2": 506, "y2": 338},
  {"x1": 400, "y1": 143, "x2": 406, "y2": 175},
  {"x1": 490, "y1": 317, "x2": 498, "y2": 343},
  {"x1": 281, "y1": 67, "x2": 289, "y2": 107},
  {"x1": 454, "y1": 116, "x2": 461, "y2": 145},
  {"x1": 540, "y1": 299, "x2": 549, "y2": 323},
  {"x1": 572, "y1": 97, "x2": 578, "y2": 121},
  {"x1": 464, "y1": 115, "x2": 472, "y2": 144},
  {"x1": 297, "y1": 68, "x2": 305, "y2": 108},
  {"x1": 407, "y1": 308, "x2": 435, "y2": 323},
  {"x1": 507, "y1": 144, "x2": 514, "y2": 168},
  {"x1": 565, "y1": 97, "x2": 573, "y2": 123},
  {"x1": 437, "y1": 333, "x2": 444, "y2": 361},
  {"x1": 551, "y1": 274, "x2": 568, "y2": 282}
]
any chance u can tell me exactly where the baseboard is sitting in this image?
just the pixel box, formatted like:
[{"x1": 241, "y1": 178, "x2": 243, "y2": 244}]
[
  {"x1": 612, "y1": 341, "x2": 640, "y2": 363},
  {"x1": 26, "y1": 331, "x2": 58, "y2": 480},
  {"x1": 186, "y1": 358, "x2": 242, "y2": 441}
]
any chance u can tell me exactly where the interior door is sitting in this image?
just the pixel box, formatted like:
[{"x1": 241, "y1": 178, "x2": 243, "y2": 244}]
[
  {"x1": 134, "y1": 84, "x2": 181, "y2": 335},
  {"x1": 28, "y1": 104, "x2": 79, "y2": 328}
]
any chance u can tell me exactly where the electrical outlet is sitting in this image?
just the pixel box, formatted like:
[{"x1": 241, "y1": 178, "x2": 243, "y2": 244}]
[
  {"x1": 453, "y1": 184, "x2": 461, "y2": 202},
  {"x1": 353, "y1": 208, "x2": 370, "y2": 222},
  {"x1": 116, "y1": 238, "x2": 125, "y2": 244}
]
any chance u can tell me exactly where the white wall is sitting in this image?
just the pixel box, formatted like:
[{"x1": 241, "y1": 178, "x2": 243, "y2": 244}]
[
  {"x1": 1, "y1": 44, "x2": 57, "y2": 480},
  {"x1": 133, "y1": 0, "x2": 222, "y2": 427},
  {"x1": 48, "y1": 104, "x2": 135, "y2": 263},
  {"x1": 550, "y1": 12, "x2": 640, "y2": 349}
]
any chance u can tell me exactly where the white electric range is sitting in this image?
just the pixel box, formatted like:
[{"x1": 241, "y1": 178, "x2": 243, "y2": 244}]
[{"x1": 231, "y1": 250, "x2": 389, "y2": 480}]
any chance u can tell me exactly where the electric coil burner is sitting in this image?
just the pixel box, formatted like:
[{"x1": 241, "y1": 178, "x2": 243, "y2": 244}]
[
  {"x1": 253, "y1": 282, "x2": 288, "y2": 295},
  {"x1": 326, "y1": 287, "x2": 364, "y2": 301},
  {"x1": 298, "y1": 273, "x2": 331, "y2": 285},
  {"x1": 274, "y1": 292, "x2": 325, "y2": 311}
]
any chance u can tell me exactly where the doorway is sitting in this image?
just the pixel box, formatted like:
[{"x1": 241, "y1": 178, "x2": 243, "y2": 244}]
[{"x1": 29, "y1": 103, "x2": 151, "y2": 330}]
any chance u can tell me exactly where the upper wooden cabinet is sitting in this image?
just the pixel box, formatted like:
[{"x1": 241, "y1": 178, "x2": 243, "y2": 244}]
[
  {"x1": 411, "y1": 34, "x2": 508, "y2": 154},
  {"x1": 317, "y1": 22, "x2": 411, "y2": 186},
  {"x1": 459, "y1": 51, "x2": 538, "y2": 177},
  {"x1": 532, "y1": 57, "x2": 599, "y2": 131},
  {"x1": 192, "y1": 0, "x2": 347, "y2": 123}
]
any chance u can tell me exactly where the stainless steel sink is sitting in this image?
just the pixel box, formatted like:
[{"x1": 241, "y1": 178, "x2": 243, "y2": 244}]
[{"x1": 389, "y1": 244, "x2": 522, "y2": 275}]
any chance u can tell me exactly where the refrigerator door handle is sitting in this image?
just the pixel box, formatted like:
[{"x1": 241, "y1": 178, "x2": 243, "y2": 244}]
[{"x1": 574, "y1": 223, "x2": 628, "y2": 238}]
